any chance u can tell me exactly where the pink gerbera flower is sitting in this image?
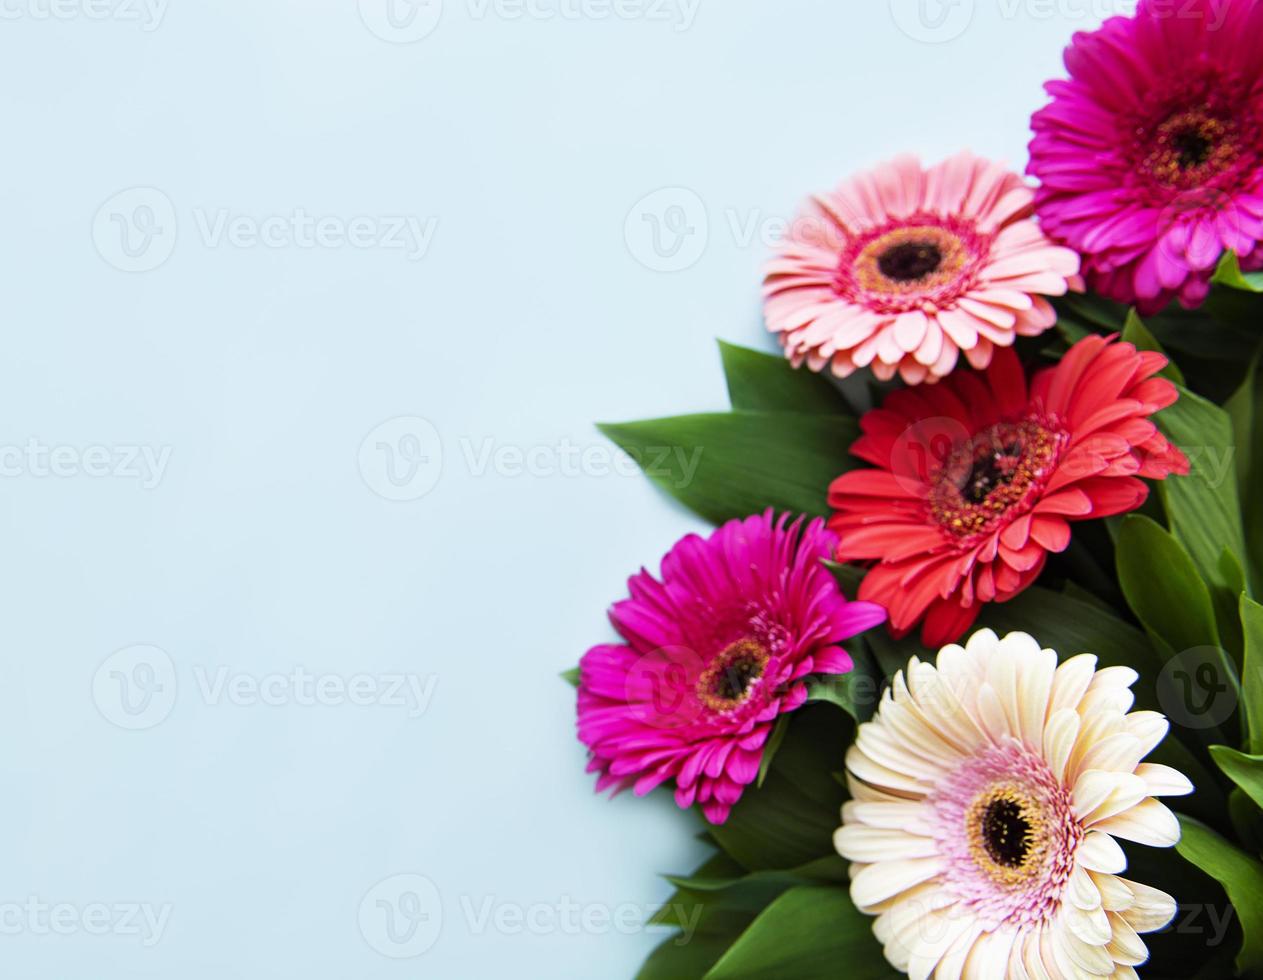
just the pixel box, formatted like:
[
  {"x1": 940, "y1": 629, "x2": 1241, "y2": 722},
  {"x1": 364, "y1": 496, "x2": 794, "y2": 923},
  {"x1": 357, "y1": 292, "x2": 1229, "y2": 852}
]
[
  {"x1": 828, "y1": 335, "x2": 1189, "y2": 647},
  {"x1": 1029, "y1": 0, "x2": 1263, "y2": 313},
  {"x1": 576, "y1": 511, "x2": 886, "y2": 824},
  {"x1": 763, "y1": 152, "x2": 1082, "y2": 386}
]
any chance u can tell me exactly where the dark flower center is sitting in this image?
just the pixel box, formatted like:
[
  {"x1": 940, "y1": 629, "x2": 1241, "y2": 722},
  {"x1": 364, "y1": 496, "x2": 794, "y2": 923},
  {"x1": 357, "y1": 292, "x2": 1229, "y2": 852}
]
[
  {"x1": 982, "y1": 798, "x2": 1033, "y2": 868},
  {"x1": 878, "y1": 241, "x2": 943, "y2": 282},
  {"x1": 1172, "y1": 125, "x2": 1214, "y2": 170},
  {"x1": 963, "y1": 441, "x2": 1022, "y2": 504},
  {"x1": 929, "y1": 418, "x2": 1065, "y2": 541},
  {"x1": 1143, "y1": 108, "x2": 1241, "y2": 189},
  {"x1": 697, "y1": 638, "x2": 769, "y2": 712}
]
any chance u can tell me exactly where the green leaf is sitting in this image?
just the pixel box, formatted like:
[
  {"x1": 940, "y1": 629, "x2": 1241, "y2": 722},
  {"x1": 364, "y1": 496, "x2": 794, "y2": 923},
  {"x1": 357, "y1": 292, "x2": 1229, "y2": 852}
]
[
  {"x1": 804, "y1": 671, "x2": 882, "y2": 724},
  {"x1": 560, "y1": 667, "x2": 579, "y2": 687},
  {"x1": 1116, "y1": 515, "x2": 1221, "y2": 654},
  {"x1": 598, "y1": 412, "x2": 858, "y2": 525},
  {"x1": 1214, "y1": 251, "x2": 1263, "y2": 293},
  {"x1": 718, "y1": 341, "x2": 851, "y2": 415},
  {"x1": 1122, "y1": 309, "x2": 1185, "y2": 384},
  {"x1": 978, "y1": 585, "x2": 1159, "y2": 675},
  {"x1": 1244, "y1": 596, "x2": 1263, "y2": 755},
  {"x1": 1211, "y1": 746, "x2": 1263, "y2": 812},
  {"x1": 1176, "y1": 816, "x2": 1263, "y2": 978},
  {"x1": 1053, "y1": 292, "x2": 1127, "y2": 334},
  {"x1": 638, "y1": 933, "x2": 739, "y2": 980},
  {"x1": 703, "y1": 885, "x2": 897, "y2": 980},
  {"x1": 1228, "y1": 351, "x2": 1263, "y2": 595},
  {"x1": 755, "y1": 715, "x2": 789, "y2": 789},
  {"x1": 665, "y1": 855, "x2": 849, "y2": 894},
  {"x1": 1156, "y1": 383, "x2": 1248, "y2": 644},
  {"x1": 707, "y1": 705, "x2": 850, "y2": 871}
]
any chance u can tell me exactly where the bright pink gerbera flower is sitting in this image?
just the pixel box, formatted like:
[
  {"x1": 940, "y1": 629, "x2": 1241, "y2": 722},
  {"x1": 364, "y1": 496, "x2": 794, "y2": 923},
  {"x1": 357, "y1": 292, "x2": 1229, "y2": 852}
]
[
  {"x1": 763, "y1": 152, "x2": 1082, "y2": 386},
  {"x1": 576, "y1": 511, "x2": 886, "y2": 824},
  {"x1": 1029, "y1": 0, "x2": 1263, "y2": 313},
  {"x1": 828, "y1": 335, "x2": 1189, "y2": 647}
]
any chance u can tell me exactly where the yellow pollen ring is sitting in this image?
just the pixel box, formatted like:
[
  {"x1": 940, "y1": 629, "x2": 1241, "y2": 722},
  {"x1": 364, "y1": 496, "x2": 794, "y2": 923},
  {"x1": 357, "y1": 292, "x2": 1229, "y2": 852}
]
[
  {"x1": 966, "y1": 784, "x2": 1049, "y2": 886},
  {"x1": 696, "y1": 638, "x2": 769, "y2": 714},
  {"x1": 853, "y1": 225, "x2": 969, "y2": 297}
]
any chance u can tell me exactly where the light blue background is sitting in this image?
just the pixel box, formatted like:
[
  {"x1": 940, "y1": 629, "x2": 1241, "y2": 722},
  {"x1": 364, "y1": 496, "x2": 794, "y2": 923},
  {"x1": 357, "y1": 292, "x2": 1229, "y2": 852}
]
[{"x1": 1, "y1": 1, "x2": 1108, "y2": 976}]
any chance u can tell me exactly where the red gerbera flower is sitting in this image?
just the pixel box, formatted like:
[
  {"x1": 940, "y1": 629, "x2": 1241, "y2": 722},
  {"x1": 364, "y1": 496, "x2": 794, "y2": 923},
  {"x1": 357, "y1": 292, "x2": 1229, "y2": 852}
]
[{"x1": 828, "y1": 335, "x2": 1189, "y2": 647}]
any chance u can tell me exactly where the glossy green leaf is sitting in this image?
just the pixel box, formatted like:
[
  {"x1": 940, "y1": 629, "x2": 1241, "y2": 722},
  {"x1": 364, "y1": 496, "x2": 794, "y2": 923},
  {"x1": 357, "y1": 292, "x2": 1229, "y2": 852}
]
[
  {"x1": 665, "y1": 855, "x2": 848, "y2": 894},
  {"x1": 707, "y1": 705, "x2": 850, "y2": 872},
  {"x1": 1228, "y1": 352, "x2": 1263, "y2": 594},
  {"x1": 598, "y1": 412, "x2": 858, "y2": 525},
  {"x1": 718, "y1": 341, "x2": 851, "y2": 415},
  {"x1": 703, "y1": 885, "x2": 897, "y2": 980},
  {"x1": 638, "y1": 933, "x2": 739, "y2": 980},
  {"x1": 1156, "y1": 384, "x2": 1248, "y2": 639},
  {"x1": 1176, "y1": 816, "x2": 1263, "y2": 978},
  {"x1": 1117, "y1": 515, "x2": 1221, "y2": 653},
  {"x1": 1215, "y1": 251, "x2": 1263, "y2": 293},
  {"x1": 1244, "y1": 596, "x2": 1263, "y2": 755},
  {"x1": 755, "y1": 715, "x2": 789, "y2": 789},
  {"x1": 1211, "y1": 746, "x2": 1263, "y2": 812}
]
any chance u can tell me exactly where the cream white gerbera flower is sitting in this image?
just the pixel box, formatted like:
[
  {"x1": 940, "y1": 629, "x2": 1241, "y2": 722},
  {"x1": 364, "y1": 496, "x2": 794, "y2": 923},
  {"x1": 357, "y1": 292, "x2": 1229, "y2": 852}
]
[{"x1": 835, "y1": 629, "x2": 1193, "y2": 979}]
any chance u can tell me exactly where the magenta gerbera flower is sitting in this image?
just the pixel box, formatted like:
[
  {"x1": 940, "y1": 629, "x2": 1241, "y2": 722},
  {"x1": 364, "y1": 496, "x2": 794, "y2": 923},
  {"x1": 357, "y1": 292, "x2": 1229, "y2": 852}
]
[
  {"x1": 763, "y1": 152, "x2": 1082, "y2": 386},
  {"x1": 1029, "y1": 0, "x2": 1263, "y2": 312},
  {"x1": 576, "y1": 511, "x2": 885, "y2": 824}
]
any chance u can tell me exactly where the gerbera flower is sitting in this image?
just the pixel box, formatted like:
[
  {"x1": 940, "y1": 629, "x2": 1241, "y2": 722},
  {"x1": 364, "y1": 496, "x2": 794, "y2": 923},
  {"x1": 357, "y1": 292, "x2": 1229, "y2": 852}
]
[
  {"x1": 828, "y1": 335, "x2": 1188, "y2": 647},
  {"x1": 762, "y1": 152, "x2": 1081, "y2": 386},
  {"x1": 576, "y1": 511, "x2": 885, "y2": 824},
  {"x1": 836, "y1": 629, "x2": 1193, "y2": 979},
  {"x1": 1029, "y1": 0, "x2": 1263, "y2": 313}
]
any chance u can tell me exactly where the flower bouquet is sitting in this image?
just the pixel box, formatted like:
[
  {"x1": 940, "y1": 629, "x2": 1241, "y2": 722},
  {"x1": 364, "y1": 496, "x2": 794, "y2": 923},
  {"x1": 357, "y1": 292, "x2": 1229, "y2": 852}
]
[{"x1": 565, "y1": 3, "x2": 1263, "y2": 977}]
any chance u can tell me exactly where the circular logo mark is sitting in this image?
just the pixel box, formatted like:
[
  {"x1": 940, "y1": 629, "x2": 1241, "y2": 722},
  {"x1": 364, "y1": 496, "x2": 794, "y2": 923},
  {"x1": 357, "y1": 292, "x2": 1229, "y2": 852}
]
[
  {"x1": 358, "y1": 417, "x2": 443, "y2": 502},
  {"x1": 1156, "y1": 646, "x2": 1239, "y2": 730},
  {"x1": 624, "y1": 646, "x2": 707, "y2": 730},
  {"x1": 888, "y1": 416, "x2": 971, "y2": 497},
  {"x1": 624, "y1": 187, "x2": 708, "y2": 273},
  {"x1": 889, "y1": 0, "x2": 975, "y2": 44},
  {"x1": 1155, "y1": 188, "x2": 1239, "y2": 276},
  {"x1": 92, "y1": 187, "x2": 179, "y2": 273},
  {"x1": 357, "y1": 0, "x2": 443, "y2": 43},
  {"x1": 92, "y1": 644, "x2": 178, "y2": 731},
  {"x1": 358, "y1": 874, "x2": 442, "y2": 958}
]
